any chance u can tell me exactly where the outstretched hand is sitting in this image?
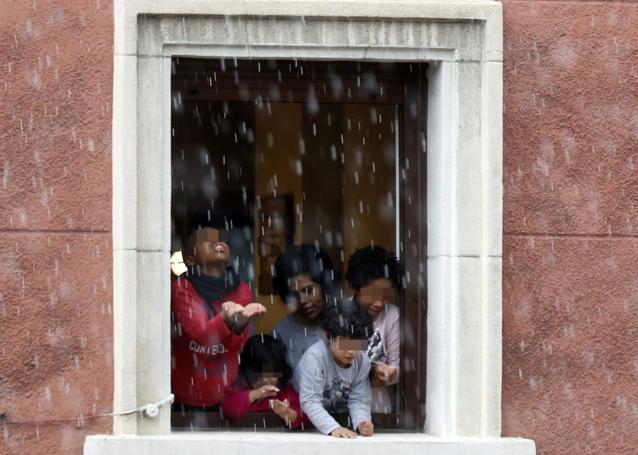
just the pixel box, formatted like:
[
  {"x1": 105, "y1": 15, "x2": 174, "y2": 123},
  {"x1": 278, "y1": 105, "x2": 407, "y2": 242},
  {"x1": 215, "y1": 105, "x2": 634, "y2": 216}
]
[
  {"x1": 220, "y1": 301, "x2": 247, "y2": 330},
  {"x1": 248, "y1": 385, "x2": 279, "y2": 403},
  {"x1": 243, "y1": 302, "x2": 267, "y2": 320},
  {"x1": 221, "y1": 301, "x2": 266, "y2": 332}
]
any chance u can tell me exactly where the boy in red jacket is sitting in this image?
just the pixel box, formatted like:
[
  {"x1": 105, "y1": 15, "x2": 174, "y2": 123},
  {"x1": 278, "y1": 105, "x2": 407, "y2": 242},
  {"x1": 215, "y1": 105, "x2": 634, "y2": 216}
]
[{"x1": 171, "y1": 226, "x2": 266, "y2": 410}]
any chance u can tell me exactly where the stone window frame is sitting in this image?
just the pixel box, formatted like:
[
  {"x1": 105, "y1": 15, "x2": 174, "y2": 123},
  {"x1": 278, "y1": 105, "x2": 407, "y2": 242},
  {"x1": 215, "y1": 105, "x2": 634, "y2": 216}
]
[{"x1": 86, "y1": 1, "x2": 535, "y2": 453}]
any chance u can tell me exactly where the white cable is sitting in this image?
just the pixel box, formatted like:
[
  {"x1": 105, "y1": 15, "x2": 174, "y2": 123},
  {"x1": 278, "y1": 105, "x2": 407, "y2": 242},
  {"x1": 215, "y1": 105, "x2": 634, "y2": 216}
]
[
  {"x1": 1, "y1": 394, "x2": 176, "y2": 426},
  {"x1": 96, "y1": 394, "x2": 175, "y2": 419}
]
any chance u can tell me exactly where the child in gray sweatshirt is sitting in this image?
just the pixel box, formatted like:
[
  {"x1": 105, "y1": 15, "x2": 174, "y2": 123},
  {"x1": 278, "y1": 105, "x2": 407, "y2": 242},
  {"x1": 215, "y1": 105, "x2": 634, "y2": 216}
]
[{"x1": 293, "y1": 299, "x2": 374, "y2": 438}]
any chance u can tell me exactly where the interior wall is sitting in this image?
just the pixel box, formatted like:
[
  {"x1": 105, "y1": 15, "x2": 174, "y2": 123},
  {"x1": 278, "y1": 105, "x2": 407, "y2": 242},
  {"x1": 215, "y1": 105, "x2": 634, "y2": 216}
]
[
  {"x1": 301, "y1": 105, "x2": 345, "y2": 282},
  {"x1": 342, "y1": 104, "x2": 397, "y2": 276},
  {"x1": 253, "y1": 103, "x2": 303, "y2": 333}
]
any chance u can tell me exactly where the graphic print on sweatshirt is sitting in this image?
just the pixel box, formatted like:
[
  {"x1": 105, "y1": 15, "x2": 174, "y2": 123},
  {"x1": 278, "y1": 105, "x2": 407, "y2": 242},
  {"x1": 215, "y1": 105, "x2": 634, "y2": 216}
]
[
  {"x1": 366, "y1": 328, "x2": 385, "y2": 362},
  {"x1": 322, "y1": 377, "x2": 352, "y2": 413}
]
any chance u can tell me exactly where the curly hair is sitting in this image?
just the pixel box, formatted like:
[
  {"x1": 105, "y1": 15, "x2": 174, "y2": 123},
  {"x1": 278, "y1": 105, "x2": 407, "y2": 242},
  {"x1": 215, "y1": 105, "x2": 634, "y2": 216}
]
[
  {"x1": 345, "y1": 246, "x2": 402, "y2": 290},
  {"x1": 239, "y1": 334, "x2": 291, "y2": 389},
  {"x1": 272, "y1": 244, "x2": 334, "y2": 301},
  {"x1": 321, "y1": 299, "x2": 373, "y2": 340}
]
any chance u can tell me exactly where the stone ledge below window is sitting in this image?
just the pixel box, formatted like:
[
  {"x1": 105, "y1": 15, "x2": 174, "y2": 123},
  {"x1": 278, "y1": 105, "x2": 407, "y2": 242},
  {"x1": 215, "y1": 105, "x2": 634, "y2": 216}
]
[{"x1": 85, "y1": 432, "x2": 535, "y2": 455}]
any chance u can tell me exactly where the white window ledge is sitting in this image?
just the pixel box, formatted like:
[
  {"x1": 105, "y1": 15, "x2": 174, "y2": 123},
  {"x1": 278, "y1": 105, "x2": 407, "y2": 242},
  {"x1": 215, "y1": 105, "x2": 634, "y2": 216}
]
[{"x1": 86, "y1": 433, "x2": 535, "y2": 455}]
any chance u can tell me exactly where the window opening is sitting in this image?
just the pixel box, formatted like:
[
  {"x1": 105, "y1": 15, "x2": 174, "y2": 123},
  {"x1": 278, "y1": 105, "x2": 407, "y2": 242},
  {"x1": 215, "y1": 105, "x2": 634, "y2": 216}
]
[{"x1": 170, "y1": 58, "x2": 427, "y2": 432}]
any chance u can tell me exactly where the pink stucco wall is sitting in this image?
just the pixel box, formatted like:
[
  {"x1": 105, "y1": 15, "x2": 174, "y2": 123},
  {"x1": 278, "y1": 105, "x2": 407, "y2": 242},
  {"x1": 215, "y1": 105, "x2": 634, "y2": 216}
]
[
  {"x1": 0, "y1": 1, "x2": 113, "y2": 454},
  {"x1": 501, "y1": 1, "x2": 638, "y2": 454},
  {"x1": 1, "y1": 1, "x2": 637, "y2": 454}
]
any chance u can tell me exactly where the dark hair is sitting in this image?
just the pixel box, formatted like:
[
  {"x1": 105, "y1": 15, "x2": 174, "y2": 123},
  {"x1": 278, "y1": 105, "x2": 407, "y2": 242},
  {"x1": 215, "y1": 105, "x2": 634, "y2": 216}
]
[
  {"x1": 321, "y1": 299, "x2": 373, "y2": 340},
  {"x1": 240, "y1": 335, "x2": 291, "y2": 388},
  {"x1": 272, "y1": 244, "x2": 334, "y2": 301},
  {"x1": 345, "y1": 246, "x2": 402, "y2": 291}
]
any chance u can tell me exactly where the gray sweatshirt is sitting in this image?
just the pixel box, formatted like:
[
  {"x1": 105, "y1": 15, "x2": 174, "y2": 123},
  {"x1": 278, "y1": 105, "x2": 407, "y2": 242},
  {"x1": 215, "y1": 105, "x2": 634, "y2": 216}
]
[{"x1": 292, "y1": 340, "x2": 372, "y2": 435}]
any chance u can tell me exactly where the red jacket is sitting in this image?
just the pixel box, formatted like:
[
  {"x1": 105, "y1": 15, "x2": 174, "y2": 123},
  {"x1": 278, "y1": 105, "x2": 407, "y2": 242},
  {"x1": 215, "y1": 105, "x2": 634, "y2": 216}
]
[
  {"x1": 171, "y1": 277, "x2": 252, "y2": 407},
  {"x1": 221, "y1": 382, "x2": 305, "y2": 429}
]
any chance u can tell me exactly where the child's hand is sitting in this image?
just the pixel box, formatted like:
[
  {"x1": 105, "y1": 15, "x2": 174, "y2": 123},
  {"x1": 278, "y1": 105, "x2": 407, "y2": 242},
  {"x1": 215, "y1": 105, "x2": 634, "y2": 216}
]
[
  {"x1": 330, "y1": 427, "x2": 357, "y2": 438},
  {"x1": 270, "y1": 398, "x2": 298, "y2": 425},
  {"x1": 270, "y1": 398, "x2": 289, "y2": 415},
  {"x1": 371, "y1": 362, "x2": 397, "y2": 387},
  {"x1": 221, "y1": 301, "x2": 247, "y2": 328},
  {"x1": 249, "y1": 385, "x2": 280, "y2": 403},
  {"x1": 358, "y1": 420, "x2": 374, "y2": 437},
  {"x1": 221, "y1": 302, "x2": 267, "y2": 332},
  {"x1": 243, "y1": 302, "x2": 267, "y2": 320}
]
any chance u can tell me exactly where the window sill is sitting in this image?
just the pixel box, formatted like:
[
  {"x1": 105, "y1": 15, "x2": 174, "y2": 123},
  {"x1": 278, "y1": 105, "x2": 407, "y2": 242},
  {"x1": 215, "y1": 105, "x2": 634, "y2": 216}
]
[{"x1": 85, "y1": 432, "x2": 535, "y2": 455}]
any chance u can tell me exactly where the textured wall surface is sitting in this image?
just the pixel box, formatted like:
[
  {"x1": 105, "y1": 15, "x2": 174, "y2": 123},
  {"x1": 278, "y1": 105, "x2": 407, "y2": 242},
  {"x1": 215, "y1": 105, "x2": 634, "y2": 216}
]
[
  {"x1": 0, "y1": 1, "x2": 113, "y2": 454},
  {"x1": 2, "y1": 0, "x2": 637, "y2": 454},
  {"x1": 502, "y1": 1, "x2": 638, "y2": 454}
]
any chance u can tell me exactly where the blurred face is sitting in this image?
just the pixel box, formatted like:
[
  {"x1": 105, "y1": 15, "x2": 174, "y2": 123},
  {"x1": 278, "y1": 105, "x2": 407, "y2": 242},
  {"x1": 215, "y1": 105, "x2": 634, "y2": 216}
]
[
  {"x1": 329, "y1": 337, "x2": 367, "y2": 368},
  {"x1": 187, "y1": 228, "x2": 230, "y2": 266},
  {"x1": 291, "y1": 274, "x2": 324, "y2": 323},
  {"x1": 252, "y1": 373, "x2": 280, "y2": 389},
  {"x1": 355, "y1": 278, "x2": 395, "y2": 320}
]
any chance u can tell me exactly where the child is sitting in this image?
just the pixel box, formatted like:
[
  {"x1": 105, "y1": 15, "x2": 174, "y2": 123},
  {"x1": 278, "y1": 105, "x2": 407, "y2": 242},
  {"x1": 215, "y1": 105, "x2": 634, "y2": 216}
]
[
  {"x1": 293, "y1": 300, "x2": 374, "y2": 438},
  {"x1": 171, "y1": 225, "x2": 267, "y2": 410},
  {"x1": 346, "y1": 246, "x2": 401, "y2": 414},
  {"x1": 221, "y1": 335, "x2": 304, "y2": 429},
  {"x1": 272, "y1": 244, "x2": 335, "y2": 371}
]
